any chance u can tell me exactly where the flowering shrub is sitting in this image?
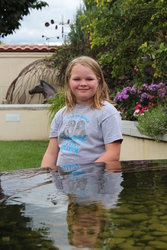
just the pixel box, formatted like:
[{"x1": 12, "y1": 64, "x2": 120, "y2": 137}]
[
  {"x1": 134, "y1": 103, "x2": 153, "y2": 117},
  {"x1": 113, "y1": 85, "x2": 139, "y2": 120},
  {"x1": 113, "y1": 82, "x2": 167, "y2": 120}
]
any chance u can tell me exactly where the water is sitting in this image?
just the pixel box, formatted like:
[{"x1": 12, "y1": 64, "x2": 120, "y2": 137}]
[{"x1": 0, "y1": 160, "x2": 167, "y2": 249}]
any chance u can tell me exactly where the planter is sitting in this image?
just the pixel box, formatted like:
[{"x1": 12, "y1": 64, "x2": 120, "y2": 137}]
[
  {"x1": 121, "y1": 120, "x2": 167, "y2": 161},
  {"x1": 122, "y1": 120, "x2": 167, "y2": 142}
]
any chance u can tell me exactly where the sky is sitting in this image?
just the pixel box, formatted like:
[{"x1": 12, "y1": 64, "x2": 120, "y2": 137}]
[{"x1": 1, "y1": 0, "x2": 83, "y2": 45}]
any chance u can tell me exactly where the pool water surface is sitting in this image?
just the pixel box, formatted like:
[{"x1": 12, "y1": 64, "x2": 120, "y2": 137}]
[{"x1": 0, "y1": 160, "x2": 167, "y2": 249}]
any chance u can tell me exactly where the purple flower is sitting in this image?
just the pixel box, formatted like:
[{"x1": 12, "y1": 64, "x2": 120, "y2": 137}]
[
  {"x1": 143, "y1": 83, "x2": 148, "y2": 88},
  {"x1": 140, "y1": 92, "x2": 151, "y2": 103},
  {"x1": 158, "y1": 82, "x2": 165, "y2": 88},
  {"x1": 158, "y1": 89, "x2": 166, "y2": 99},
  {"x1": 131, "y1": 85, "x2": 137, "y2": 93},
  {"x1": 122, "y1": 88, "x2": 128, "y2": 95},
  {"x1": 113, "y1": 92, "x2": 122, "y2": 102},
  {"x1": 147, "y1": 84, "x2": 158, "y2": 92},
  {"x1": 122, "y1": 94, "x2": 129, "y2": 100}
]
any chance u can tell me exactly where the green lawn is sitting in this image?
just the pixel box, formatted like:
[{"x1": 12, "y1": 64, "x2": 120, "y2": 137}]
[{"x1": 0, "y1": 141, "x2": 49, "y2": 172}]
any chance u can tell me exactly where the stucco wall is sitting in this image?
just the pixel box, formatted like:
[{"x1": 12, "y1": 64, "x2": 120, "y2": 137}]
[
  {"x1": 120, "y1": 135, "x2": 167, "y2": 161},
  {"x1": 121, "y1": 121, "x2": 167, "y2": 160},
  {"x1": 0, "y1": 104, "x2": 50, "y2": 140},
  {"x1": 0, "y1": 52, "x2": 52, "y2": 103}
]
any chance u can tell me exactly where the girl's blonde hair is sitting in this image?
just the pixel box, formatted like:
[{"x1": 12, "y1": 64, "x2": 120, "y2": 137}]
[{"x1": 65, "y1": 56, "x2": 110, "y2": 110}]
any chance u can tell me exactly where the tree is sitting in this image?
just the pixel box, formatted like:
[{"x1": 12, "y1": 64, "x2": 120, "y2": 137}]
[
  {"x1": 81, "y1": 0, "x2": 167, "y2": 88},
  {"x1": 51, "y1": 0, "x2": 167, "y2": 92},
  {"x1": 0, "y1": 0, "x2": 48, "y2": 37},
  {"x1": 68, "y1": 7, "x2": 89, "y2": 50}
]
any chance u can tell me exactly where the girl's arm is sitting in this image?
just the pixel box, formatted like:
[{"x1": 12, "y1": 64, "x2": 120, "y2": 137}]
[
  {"x1": 41, "y1": 138, "x2": 59, "y2": 170},
  {"x1": 95, "y1": 141, "x2": 121, "y2": 163}
]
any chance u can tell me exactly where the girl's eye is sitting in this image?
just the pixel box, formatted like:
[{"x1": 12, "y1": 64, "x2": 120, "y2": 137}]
[
  {"x1": 71, "y1": 77, "x2": 95, "y2": 81},
  {"x1": 72, "y1": 78, "x2": 80, "y2": 81},
  {"x1": 87, "y1": 78, "x2": 94, "y2": 81}
]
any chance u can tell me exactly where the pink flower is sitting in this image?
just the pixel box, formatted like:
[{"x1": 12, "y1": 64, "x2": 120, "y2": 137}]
[
  {"x1": 135, "y1": 104, "x2": 141, "y2": 110},
  {"x1": 135, "y1": 67, "x2": 139, "y2": 73}
]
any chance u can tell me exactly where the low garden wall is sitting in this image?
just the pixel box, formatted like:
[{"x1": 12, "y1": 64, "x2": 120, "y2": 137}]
[
  {"x1": 0, "y1": 104, "x2": 167, "y2": 160},
  {"x1": 121, "y1": 120, "x2": 167, "y2": 160},
  {"x1": 0, "y1": 104, "x2": 50, "y2": 140}
]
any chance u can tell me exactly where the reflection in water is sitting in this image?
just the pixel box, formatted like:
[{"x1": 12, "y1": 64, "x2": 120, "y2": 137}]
[
  {"x1": 52, "y1": 160, "x2": 167, "y2": 249},
  {"x1": 54, "y1": 162, "x2": 123, "y2": 208},
  {"x1": 0, "y1": 203, "x2": 58, "y2": 249},
  {"x1": 1, "y1": 160, "x2": 167, "y2": 249},
  {"x1": 0, "y1": 169, "x2": 64, "y2": 249},
  {"x1": 67, "y1": 203, "x2": 104, "y2": 247},
  {"x1": 52, "y1": 162, "x2": 123, "y2": 248}
]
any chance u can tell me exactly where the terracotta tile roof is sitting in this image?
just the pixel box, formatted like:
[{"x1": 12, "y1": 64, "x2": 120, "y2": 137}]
[{"x1": 0, "y1": 44, "x2": 58, "y2": 52}]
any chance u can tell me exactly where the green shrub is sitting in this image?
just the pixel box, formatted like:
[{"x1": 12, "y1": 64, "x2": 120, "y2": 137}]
[
  {"x1": 48, "y1": 88, "x2": 65, "y2": 121},
  {"x1": 137, "y1": 105, "x2": 167, "y2": 141}
]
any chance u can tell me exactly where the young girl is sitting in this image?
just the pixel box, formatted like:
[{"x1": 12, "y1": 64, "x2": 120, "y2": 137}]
[{"x1": 41, "y1": 56, "x2": 123, "y2": 170}]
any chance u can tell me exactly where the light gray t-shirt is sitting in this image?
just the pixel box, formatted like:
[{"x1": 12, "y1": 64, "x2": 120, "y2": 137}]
[{"x1": 49, "y1": 101, "x2": 123, "y2": 166}]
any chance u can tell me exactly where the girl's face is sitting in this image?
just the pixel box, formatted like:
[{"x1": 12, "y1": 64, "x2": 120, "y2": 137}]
[{"x1": 69, "y1": 64, "x2": 99, "y2": 105}]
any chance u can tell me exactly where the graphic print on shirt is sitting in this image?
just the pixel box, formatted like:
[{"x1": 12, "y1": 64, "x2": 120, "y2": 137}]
[{"x1": 59, "y1": 114, "x2": 88, "y2": 155}]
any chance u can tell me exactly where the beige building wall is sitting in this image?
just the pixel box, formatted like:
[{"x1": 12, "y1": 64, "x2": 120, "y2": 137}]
[{"x1": 0, "y1": 52, "x2": 52, "y2": 103}]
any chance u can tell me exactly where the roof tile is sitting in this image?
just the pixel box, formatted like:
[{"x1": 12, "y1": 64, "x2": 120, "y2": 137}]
[{"x1": 0, "y1": 44, "x2": 58, "y2": 52}]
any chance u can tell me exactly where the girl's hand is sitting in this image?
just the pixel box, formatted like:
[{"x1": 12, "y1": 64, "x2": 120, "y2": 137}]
[{"x1": 105, "y1": 161, "x2": 122, "y2": 172}]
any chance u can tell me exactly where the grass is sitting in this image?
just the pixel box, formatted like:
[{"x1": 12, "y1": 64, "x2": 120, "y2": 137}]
[{"x1": 0, "y1": 140, "x2": 49, "y2": 172}]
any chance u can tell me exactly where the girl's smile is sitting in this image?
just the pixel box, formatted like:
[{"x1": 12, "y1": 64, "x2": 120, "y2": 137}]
[{"x1": 69, "y1": 64, "x2": 99, "y2": 105}]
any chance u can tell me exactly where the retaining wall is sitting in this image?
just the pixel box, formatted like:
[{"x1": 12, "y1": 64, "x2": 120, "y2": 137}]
[{"x1": 0, "y1": 104, "x2": 50, "y2": 140}]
